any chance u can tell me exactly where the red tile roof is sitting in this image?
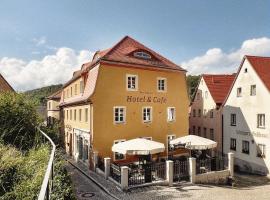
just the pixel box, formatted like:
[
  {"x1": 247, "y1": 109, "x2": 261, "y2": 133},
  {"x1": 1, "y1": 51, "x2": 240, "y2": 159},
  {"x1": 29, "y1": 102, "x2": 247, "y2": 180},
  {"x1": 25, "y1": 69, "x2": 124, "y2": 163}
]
[
  {"x1": 246, "y1": 55, "x2": 270, "y2": 91},
  {"x1": 84, "y1": 35, "x2": 185, "y2": 72},
  {"x1": 203, "y1": 74, "x2": 236, "y2": 105},
  {"x1": 0, "y1": 73, "x2": 14, "y2": 92}
]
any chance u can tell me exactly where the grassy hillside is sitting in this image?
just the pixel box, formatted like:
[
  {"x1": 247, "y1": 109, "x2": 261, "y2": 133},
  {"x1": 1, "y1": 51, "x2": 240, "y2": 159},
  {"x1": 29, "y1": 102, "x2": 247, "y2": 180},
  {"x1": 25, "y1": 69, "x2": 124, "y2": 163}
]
[{"x1": 24, "y1": 84, "x2": 62, "y2": 106}]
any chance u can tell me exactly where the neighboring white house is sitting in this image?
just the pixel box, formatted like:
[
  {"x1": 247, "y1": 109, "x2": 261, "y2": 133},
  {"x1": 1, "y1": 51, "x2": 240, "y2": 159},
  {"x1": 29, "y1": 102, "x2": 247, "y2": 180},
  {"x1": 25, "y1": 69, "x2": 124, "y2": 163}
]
[
  {"x1": 223, "y1": 55, "x2": 270, "y2": 175},
  {"x1": 190, "y1": 74, "x2": 235, "y2": 152}
]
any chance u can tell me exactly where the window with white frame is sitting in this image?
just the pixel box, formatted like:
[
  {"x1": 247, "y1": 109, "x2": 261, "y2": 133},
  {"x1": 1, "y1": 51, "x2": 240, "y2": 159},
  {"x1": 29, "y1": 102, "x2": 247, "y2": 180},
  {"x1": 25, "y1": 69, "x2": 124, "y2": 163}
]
[
  {"x1": 126, "y1": 74, "x2": 138, "y2": 91},
  {"x1": 237, "y1": 87, "x2": 242, "y2": 97},
  {"x1": 85, "y1": 108, "x2": 88, "y2": 122},
  {"x1": 210, "y1": 129, "x2": 214, "y2": 140},
  {"x1": 230, "y1": 138, "x2": 236, "y2": 151},
  {"x1": 114, "y1": 107, "x2": 126, "y2": 124},
  {"x1": 205, "y1": 91, "x2": 208, "y2": 99},
  {"x1": 167, "y1": 107, "x2": 176, "y2": 122},
  {"x1": 80, "y1": 80, "x2": 84, "y2": 93},
  {"x1": 134, "y1": 51, "x2": 151, "y2": 59},
  {"x1": 167, "y1": 135, "x2": 176, "y2": 151},
  {"x1": 257, "y1": 144, "x2": 266, "y2": 158},
  {"x1": 79, "y1": 109, "x2": 82, "y2": 121},
  {"x1": 257, "y1": 114, "x2": 265, "y2": 128},
  {"x1": 242, "y1": 140, "x2": 250, "y2": 154},
  {"x1": 210, "y1": 110, "x2": 214, "y2": 118},
  {"x1": 231, "y1": 114, "x2": 236, "y2": 126},
  {"x1": 157, "y1": 78, "x2": 166, "y2": 92},
  {"x1": 143, "y1": 107, "x2": 152, "y2": 123},
  {"x1": 114, "y1": 140, "x2": 126, "y2": 160},
  {"x1": 250, "y1": 85, "x2": 256, "y2": 96}
]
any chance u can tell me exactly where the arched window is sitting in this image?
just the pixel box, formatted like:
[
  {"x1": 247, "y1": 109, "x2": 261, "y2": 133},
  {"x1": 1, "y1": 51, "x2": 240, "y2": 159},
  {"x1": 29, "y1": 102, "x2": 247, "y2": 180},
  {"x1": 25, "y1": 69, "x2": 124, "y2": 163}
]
[{"x1": 133, "y1": 51, "x2": 151, "y2": 59}]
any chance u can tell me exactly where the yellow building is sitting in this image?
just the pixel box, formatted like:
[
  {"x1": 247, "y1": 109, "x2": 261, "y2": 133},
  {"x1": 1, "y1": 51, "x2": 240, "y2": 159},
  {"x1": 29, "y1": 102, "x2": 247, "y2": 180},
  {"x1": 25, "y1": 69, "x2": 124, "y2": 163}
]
[
  {"x1": 60, "y1": 36, "x2": 189, "y2": 168},
  {"x1": 47, "y1": 89, "x2": 62, "y2": 125}
]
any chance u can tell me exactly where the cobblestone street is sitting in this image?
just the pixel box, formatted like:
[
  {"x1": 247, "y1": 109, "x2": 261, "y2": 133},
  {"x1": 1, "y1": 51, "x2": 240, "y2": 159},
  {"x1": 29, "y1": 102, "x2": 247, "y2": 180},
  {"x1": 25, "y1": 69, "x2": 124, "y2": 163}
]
[{"x1": 67, "y1": 160, "x2": 270, "y2": 200}]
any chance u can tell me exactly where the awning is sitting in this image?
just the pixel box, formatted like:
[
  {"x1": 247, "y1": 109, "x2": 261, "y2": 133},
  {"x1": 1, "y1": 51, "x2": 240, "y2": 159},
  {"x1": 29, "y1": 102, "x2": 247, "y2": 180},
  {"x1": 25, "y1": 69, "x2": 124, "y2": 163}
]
[
  {"x1": 112, "y1": 138, "x2": 165, "y2": 155},
  {"x1": 170, "y1": 135, "x2": 217, "y2": 150}
]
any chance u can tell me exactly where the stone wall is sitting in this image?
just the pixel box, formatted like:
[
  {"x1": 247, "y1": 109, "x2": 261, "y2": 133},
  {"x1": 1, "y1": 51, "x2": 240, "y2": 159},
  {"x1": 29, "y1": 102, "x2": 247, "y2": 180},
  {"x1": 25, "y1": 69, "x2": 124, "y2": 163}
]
[{"x1": 195, "y1": 170, "x2": 230, "y2": 184}]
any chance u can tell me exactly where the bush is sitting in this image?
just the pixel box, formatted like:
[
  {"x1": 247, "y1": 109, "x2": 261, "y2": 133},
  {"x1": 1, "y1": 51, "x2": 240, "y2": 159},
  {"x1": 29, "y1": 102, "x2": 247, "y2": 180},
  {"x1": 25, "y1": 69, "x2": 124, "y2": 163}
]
[
  {"x1": 0, "y1": 92, "x2": 41, "y2": 150},
  {"x1": 0, "y1": 144, "x2": 49, "y2": 200}
]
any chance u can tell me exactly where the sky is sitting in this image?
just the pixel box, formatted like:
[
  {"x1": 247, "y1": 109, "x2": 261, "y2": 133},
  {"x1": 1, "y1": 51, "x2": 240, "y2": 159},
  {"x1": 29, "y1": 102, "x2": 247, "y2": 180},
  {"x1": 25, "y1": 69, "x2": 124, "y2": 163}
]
[{"x1": 0, "y1": 0, "x2": 270, "y2": 91}]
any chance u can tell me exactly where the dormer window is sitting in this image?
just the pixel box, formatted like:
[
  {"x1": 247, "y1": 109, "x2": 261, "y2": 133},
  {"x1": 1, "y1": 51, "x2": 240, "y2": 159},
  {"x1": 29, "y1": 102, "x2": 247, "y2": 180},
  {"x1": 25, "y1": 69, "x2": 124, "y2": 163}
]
[{"x1": 134, "y1": 51, "x2": 151, "y2": 60}]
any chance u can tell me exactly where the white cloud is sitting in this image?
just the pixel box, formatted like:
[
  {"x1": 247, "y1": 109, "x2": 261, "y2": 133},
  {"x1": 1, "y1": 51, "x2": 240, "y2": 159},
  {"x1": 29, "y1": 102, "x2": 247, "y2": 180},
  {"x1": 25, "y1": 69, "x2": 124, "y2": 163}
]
[
  {"x1": 0, "y1": 47, "x2": 94, "y2": 91},
  {"x1": 32, "y1": 36, "x2": 47, "y2": 46},
  {"x1": 182, "y1": 37, "x2": 270, "y2": 75}
]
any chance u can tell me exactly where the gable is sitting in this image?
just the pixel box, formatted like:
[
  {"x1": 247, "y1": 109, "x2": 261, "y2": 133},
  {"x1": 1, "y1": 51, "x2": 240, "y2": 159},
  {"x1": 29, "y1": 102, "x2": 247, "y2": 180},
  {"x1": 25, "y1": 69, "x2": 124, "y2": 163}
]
[{"x1": 0, "y1": 74, "x2": 14, "y2": 92}]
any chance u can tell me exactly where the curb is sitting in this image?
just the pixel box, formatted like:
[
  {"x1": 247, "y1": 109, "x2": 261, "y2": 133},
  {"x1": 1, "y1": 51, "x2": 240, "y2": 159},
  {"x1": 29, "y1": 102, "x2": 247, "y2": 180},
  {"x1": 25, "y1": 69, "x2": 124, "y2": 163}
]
[{"x1": 67, "y1": 160, "x2": 121, "y2": 200}]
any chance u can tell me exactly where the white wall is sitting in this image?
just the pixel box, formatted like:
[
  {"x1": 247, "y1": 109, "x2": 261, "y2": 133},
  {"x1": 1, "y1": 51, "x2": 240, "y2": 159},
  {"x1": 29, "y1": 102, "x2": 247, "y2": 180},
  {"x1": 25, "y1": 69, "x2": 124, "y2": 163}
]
[
  {"x1": 223, "y1": 59, "x2": 270, "y2": 174},
  {"x1": 189, "y1": 77, "x2": 222, "y2": 151}
]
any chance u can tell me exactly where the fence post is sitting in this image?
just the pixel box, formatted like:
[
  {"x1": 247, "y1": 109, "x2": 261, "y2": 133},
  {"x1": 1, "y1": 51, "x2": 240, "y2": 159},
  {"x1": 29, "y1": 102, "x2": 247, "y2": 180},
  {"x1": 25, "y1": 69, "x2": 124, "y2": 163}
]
[
  {"x1": 189, "y1": 157, "x2": 196, "y2": 184},
  {"x1": 228, "y1": 152, "x2": 234, "y2": 177},
  {"x1": 93, "y1": 151, "x2": 98, "y2": 172},
  {"x1": 120, "y1": 166, "x2": 129, "y2": 190},
  {"x1": 166, "y1": 160, "x2": 173, "y2": 186},
  {"x1": 104, "y1": 157, "x2": 111, "y2": 179}
]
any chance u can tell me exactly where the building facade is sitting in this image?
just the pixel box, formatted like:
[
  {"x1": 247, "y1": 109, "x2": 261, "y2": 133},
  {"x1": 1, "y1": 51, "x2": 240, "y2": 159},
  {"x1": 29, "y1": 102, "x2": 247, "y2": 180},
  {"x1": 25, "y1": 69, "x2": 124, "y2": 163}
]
[
  {"x1": 47, "y1": 90, "x2": 62, "y2": 125},
  {"x1": 0, "y1": 73, "x2": 14, "y2": 92},
  {"x1": 190, "y1": 74, "x2": 235, "y2": 152},
  {"x1": 223, "y1": 55, "x2": 270, "y2": 175},
  {"x1": 59, "y1": 36, "x2": 189, "y2": 168}
]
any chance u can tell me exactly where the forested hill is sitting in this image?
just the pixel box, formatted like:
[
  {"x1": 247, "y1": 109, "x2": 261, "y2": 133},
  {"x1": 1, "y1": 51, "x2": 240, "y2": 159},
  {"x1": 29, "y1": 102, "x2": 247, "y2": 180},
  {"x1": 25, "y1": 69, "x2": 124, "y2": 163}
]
[{"x1": 24, "y1": 84, "x2": 62, "y2": 106}]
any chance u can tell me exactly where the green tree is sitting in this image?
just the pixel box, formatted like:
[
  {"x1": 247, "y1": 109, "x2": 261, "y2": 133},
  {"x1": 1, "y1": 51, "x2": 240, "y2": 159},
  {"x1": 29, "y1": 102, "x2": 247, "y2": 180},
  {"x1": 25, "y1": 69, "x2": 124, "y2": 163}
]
[
  {"x1": 0, "y1": 92, "x2": 40, "y2": 150},
  {"x1": 186, "y1": 75, "x2": 200, "y2": 100}
]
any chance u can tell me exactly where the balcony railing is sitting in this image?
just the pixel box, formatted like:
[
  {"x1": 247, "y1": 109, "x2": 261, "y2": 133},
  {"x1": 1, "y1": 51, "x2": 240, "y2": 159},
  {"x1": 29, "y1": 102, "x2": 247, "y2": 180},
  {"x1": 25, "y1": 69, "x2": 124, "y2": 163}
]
[{"x1": 37, "y1": 127, "x2": 56, "y2": 200}]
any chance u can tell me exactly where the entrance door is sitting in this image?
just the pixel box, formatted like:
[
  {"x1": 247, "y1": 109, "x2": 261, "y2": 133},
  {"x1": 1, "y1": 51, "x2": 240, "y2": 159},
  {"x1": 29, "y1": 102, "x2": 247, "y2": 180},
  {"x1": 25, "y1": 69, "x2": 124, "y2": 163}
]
[
  {"x1": 69, "y1": 133, "x2": 73, "y2": 156},
  {"x1": 79, "y1": 137, "x2": 83, "y2": 159}
]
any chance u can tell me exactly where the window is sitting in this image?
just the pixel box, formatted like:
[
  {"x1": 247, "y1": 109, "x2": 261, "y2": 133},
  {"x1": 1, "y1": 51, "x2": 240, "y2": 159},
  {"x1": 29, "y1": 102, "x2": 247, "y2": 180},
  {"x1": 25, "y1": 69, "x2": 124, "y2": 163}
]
[
  {"x1": 242, "y1": 140, "x2": 250, "y2": 154},
  {"x1": 231, "y1": 114, "x2": 236, "y2": 126},
  {"x1": 157, "y1": 78, "x2": 167, "y2": 92},
  {"x1": 48, "y1": 102, "x2": 51, "y2": 110},
  {"x1": 66, "y1": 110, "x2": 69, "y2": 120},
  {"x1": 210, "y1": 129, "x2": 214, "y2": 140},
  {"x1": 74, "y1": 109, "x2": 77, "y2": 121},
  {"x1": 70, "y1": 110, "x2": 72, "y2": 120},
  {"x1": 114, "y1": 140, "x2": 126, "y2": 160},
  {"x1": 126, "y1": 74, "x2": 138, "y2": 91},
  {"x1": 192, "y1": 126, "x2": 196, "y2": 134},
  {"x1": 75, "y1": 84, "x2": 78, "y2": 95},
  {"x1": 167, "y1": 135, "x2": 176, "y2": 151},
  {"x1": 80, "y1": 80, "x2": 84, "y2": 93},
  {"x1": 67, "y1": 89, "x2": 69, "y2": 98},
  {"x1": 198, "y1": 109, "x2": 201, "y2": 117},
  {"x1": 143, "y1": 107, "x2": 152, "y2": 123},
  {"x1": 167, "y1": 107, "x2": 176, "y2": 122},
  {"x1": 257, "y1": 144, "x2": 266, "y2": 158},
  {"x1": 203, "y1": 109, "x2": 207, "y2": 117},
  {"x1": 250, "y1": 85, "x2": 256, "y2": 96},
  {"x1": 85, "y1": 108, "x2": 88, "y2": 122},
  {"x1": 71, "y1": 87, "x2": 73, "y2": 97},
  {"x1": 237, "y1": 87, "x2": 242, "y2": 97},
  {"x1": 79, "y1": 109, "x2": 82, "y2": 121},
  {"x1": 244, "y1": 68, "x2": 248, "y2": 73},
  {"x1": 210, "y1": 110, "x2": 214, "y2": 118},
  {"x1": 198, "y1": 127, "x2": 201, "y2": 136},
  {"x1": 193, "y1": 109, "x2": 196, "y2": 117},
  {"x1": 205, "y1": 91, "x2": 208, "y2": 99},
  {"x1": 142, "y1": 137, "x2": 152, "y2": 140},
  {"x1": 203, "y1": 127, "x2": 207, "y2": 138},
  {"x1": 134, "y1": 51, "x2": 151, "y2": 59},
  {"x1": 197, "y1": 92, "x2": 200, "y2": 100},
  {"x1": 230, "y1": 138, "x2": 236, "y2": 151},
  {"x1": 63, "y1": 91, "x2": 66, "y2": 99},
  {"x1": 114, "y1": 107, "x2": 125, "y2": 124},
  {"x1": 257, "y1": 114, "x2": 265, "y2": 128}
]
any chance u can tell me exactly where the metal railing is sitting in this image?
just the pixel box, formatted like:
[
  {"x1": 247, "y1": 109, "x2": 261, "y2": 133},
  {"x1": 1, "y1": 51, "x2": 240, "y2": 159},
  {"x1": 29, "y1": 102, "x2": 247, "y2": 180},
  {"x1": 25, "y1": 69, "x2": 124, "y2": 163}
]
[
  {"x1": 173, "y1": 160, "x2": 189, "y2": 181},
  {"x1": 196, "y1": 155, "x2": 228, "y2": 174},
  {"x1": 110, "y1": 163, "x2": 121, "y2": 183},
  {"x1": 37, "y1": 127, "x2": 56, "y2": 200}
]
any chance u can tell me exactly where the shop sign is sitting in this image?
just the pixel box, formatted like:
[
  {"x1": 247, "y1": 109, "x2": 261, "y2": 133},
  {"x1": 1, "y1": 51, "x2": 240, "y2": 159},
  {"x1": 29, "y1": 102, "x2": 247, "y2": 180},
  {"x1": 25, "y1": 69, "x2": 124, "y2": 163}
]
[{"x1": 126, "y1": 95, "x2": 167, "y2": 104}]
